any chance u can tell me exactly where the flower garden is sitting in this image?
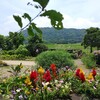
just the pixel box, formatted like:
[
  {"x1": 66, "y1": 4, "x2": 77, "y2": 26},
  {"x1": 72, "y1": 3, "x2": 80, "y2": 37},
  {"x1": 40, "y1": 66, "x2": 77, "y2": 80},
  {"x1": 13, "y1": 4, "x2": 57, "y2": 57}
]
[{"x1": 0, "y1": 63, "x2": 100, "y2": 100}]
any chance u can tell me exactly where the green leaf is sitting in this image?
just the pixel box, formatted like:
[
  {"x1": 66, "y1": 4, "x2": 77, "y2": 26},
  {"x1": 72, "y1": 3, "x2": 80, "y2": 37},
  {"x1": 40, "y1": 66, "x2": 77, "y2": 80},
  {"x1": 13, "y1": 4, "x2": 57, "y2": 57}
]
[
  {"x1": 31, "y1": 23, "x2": 42, "y2": 34},
  {"x1": 33, "y1": 0, "x2": 49, "y2": 10},
  {"x1": 13, "y1": 15, "x2": 23, "y2": 28},
  {"x1": 27, "y1": 25, "x2": 34, "y2": 36},
  {"x1": 40, "y1": 10, "x2": 64, "y2": 29},
  {"x1": 22, "y1": 13, "x2": 31, "y2": 22}
]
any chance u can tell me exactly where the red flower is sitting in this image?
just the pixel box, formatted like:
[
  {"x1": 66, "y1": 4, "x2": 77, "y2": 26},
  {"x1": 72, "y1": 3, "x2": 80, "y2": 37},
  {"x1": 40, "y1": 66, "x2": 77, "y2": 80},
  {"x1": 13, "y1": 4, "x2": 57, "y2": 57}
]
[
  {"x1": 91, "y1": 68, "x2": 96, "y2": 77},
  {"x1": 50, "y1": 64, "x2": 56, "y2": 72},
  {"x1": 79, "y1": 72, "x2": 85, "y2": 82},
  {"x1": 30, "y1": 71, "x2": 38, "y2": 81},
  {"x1": 75, "y1": 69, "x2": 80, "y2": 77},
  {"x1": 43, "y1": 70, "x2": 52, "y2": 82}
]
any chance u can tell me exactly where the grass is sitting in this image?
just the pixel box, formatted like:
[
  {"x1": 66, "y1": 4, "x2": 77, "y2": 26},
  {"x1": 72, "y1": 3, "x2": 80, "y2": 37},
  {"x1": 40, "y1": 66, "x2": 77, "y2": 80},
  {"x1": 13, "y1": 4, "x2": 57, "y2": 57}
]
[{"x1": 45, "y1": 43, "x2": 91, "y2": 53}]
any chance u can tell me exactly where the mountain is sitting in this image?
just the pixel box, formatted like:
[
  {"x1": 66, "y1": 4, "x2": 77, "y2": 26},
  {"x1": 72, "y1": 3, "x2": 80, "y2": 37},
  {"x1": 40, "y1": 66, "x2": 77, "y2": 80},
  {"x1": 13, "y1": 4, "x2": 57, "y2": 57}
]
[{"x1": 23, "y1": 27, "x2": 86, "y2": 43}]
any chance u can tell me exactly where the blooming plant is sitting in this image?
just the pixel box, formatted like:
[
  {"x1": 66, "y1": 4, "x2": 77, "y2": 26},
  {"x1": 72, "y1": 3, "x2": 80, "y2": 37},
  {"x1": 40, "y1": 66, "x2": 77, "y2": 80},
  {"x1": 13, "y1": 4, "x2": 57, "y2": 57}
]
[{"x1": 0, "y1": 64, "x2": 100, "y2": 100}]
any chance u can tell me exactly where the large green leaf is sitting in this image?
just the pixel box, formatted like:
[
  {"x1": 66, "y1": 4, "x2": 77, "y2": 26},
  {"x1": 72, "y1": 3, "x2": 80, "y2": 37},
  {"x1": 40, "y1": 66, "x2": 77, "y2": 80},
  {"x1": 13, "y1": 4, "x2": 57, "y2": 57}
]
[
  {"x1": 27, "y1": 25, "x2": 34, "y2": 36},
  {"x1": 33, "y1": 0, "x2": 49, "y2": 10},
  {"x1": 13, "y1": 15, "x2": 23, "y2": 28},
  {"x1": 31, "y1": 23, "x2": 42, "y2": 34},
  {"x1": 40, "y1": 10, "x2": 64, "y2": 29},
  {"x1": 22, "y1": 13, "x2": 31, "y2": 22}
]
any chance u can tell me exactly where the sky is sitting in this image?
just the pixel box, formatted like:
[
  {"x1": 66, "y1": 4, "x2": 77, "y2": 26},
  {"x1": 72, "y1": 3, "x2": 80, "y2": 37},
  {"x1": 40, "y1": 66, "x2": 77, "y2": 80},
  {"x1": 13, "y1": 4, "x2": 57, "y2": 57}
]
[{"x1": 0, "y1": 0, "x2": 100, "y2": 36}]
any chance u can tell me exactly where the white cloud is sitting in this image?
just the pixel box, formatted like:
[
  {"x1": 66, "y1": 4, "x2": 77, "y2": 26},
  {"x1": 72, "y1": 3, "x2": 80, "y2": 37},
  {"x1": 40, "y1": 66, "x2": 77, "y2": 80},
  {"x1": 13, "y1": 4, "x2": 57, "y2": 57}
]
[
  {"x1": 63, "y1": 14, "x2": 100, "y2": 29},
  {"x1": 34, "y1": 16, "x2": 51, "y2": 27}
]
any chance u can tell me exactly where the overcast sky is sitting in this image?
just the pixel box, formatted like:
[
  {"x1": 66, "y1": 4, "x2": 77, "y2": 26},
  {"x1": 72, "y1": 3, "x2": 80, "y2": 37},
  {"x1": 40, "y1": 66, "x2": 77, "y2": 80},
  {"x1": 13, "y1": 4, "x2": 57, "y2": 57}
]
[{"x1": 0, "y1": 0, "x2": 100, "y2": 35}]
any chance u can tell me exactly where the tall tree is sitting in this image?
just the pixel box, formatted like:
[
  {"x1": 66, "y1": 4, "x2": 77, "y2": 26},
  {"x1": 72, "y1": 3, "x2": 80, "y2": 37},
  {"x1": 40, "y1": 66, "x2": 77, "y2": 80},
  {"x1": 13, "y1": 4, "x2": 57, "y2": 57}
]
[
  {"x1": 82, "y1": 27, "x2": 100, "y2": 53},
  {"x1": 9, "y1": 32, "x2": 24, "y2": 49},
  {"x1": 0, "y1": 35, "x2": 5, "y2": 49}
]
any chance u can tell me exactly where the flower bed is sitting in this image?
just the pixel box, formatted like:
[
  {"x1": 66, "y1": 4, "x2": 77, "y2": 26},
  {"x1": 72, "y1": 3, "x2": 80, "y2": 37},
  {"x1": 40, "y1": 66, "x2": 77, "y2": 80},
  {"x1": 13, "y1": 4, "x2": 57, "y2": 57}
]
[{"x1": 0, "y1": 64, "x2": 100, "y2": 100}]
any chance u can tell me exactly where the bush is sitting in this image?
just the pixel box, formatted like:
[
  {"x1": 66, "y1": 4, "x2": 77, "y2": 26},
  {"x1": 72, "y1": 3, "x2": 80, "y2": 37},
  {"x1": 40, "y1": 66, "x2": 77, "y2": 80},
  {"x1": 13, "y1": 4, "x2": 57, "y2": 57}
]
[
  {"x1": 33, "y1": 43, "x2": 48, "y2": 56},
  {"x1": 81, "y1": 53, "x2": 96, "y2": 68},
  {"x1": 36, "y1": 50, "x2": 74, "y2": 69},
  {"x1": 0, "y1": 54, "x2": 26, "y2": 60},
  {"x1": 15, "y1": 45, "x2": 30, "y2": 56}
]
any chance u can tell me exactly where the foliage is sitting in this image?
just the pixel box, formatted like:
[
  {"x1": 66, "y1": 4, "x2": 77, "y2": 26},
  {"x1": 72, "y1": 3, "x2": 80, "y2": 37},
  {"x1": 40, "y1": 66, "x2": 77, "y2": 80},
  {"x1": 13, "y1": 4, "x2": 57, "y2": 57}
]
[
  {"x1": 23, "y1": 27, "x2": 86, "y2": 43},
  {"x1": 0, "y1": 54, "x2": 26, "y2": 60},
  {"x1": 82, "y1": 53, "x2": 96, "y2": 68},
  {"x1": 0, "y1": 64, "x2": 100, "y2": 100},
  {"x1": 36, "y1": 50, "x2": 74, "y2": 69},
  {"x1": 0, "y1": 35, "x2": 5, "y2": 49},
  {"x1": 41, "y1": 10, "x2": 63, "y2": 29},
  {"x1": 1, "y1": 32, "x2": 25, "y2": 50},
  {"x1": 15, "y1": 45, "x2": 30, "y2": 56},
  {"x1": 32, "y1": 43, "x2": 48, "y2": 57},
  {"x1": 26, "y1": 34, "x2": 43, "y2": 56},
  {"x1": 13, "y1": 0, "x2": 63, "y2": 37},
  {"x1": 82, "y1": 27, "x2": 100, "y2": 53}
]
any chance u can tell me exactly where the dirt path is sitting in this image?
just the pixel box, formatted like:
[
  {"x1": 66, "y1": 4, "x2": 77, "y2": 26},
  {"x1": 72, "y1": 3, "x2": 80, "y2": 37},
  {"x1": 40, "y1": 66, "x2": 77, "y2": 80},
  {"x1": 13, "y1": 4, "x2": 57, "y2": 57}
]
[
  {"x1": 0, "y1": 60, "x2": 36, "y2": 78},
  {"x1": 74, "y1": 59, "x2": 91, "y2": 75},
  {"x1": 74, "y1": 59, "x2": 100, "y2": 75},
  {"x1": 2, "y1": 60, "x2": 36, "y2": 66}
]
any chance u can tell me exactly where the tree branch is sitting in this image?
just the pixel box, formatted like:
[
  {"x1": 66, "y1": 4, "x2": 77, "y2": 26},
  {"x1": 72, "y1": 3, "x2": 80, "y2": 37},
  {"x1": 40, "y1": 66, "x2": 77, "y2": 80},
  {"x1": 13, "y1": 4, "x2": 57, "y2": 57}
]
[{"x1": 17, "y1": 10, "x2": 43, "y2": 32}]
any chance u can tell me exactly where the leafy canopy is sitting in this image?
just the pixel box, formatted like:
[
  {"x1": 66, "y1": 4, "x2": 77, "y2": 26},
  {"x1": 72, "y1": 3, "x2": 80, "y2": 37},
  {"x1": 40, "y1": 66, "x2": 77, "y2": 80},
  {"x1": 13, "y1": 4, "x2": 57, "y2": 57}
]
[{"x1": 13, "y1": 0, "x2": 64, "y2": 36}]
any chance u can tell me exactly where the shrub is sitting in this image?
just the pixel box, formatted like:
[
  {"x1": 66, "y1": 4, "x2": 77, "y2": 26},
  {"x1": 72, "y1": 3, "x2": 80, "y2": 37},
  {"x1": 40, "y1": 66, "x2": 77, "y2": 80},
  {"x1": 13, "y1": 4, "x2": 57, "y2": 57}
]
[
  {"x1": 36, "y1": 50, "x2": 74, "y2": 69},
  {"x1": 26, "y1": 43, "x2": 48, "y2": 57},
  {"x1": 81, "y1": 53, "x2": 96, "y2": 68},
  {"x1": 15, "y1": 45, "x2": 30, "y2": 56},
  {"x1": 0, "y1": 54, "x2": 26, "y2": 60}
]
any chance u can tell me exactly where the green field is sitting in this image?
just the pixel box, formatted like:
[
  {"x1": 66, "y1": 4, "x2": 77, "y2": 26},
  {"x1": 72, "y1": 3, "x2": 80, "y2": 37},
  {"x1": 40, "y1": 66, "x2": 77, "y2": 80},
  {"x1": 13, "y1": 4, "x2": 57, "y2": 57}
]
[{"x1": 45, "y1": 43, "x2": 91, "y2": 53}]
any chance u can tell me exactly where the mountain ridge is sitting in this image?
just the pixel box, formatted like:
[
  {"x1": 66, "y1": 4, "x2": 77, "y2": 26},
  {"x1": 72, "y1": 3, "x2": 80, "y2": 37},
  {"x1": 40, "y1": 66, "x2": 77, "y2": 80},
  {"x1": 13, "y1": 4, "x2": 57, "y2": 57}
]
[{"x1": 23, "y1": 27, "x2": 86, "y2": 43}]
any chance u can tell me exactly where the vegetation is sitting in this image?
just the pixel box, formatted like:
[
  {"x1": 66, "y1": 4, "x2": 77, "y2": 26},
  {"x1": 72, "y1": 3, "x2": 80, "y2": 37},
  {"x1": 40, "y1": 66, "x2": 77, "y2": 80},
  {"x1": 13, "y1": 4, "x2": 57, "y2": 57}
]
[
  {"x1": 23, "y1": 27, "x2": 86, "y2": 43},
  {"x1": 0, "y1": 64, "x2": 100, "y2": 100},
  {"x1": 82, "y1": 53, "x2": 96, "y2": 68},
  {"x1": 36, "y1": 50, "x2": 74, "y2": 69},
  {"x1": 82, "y1": 27, "x2": 100, "y2": 53}
]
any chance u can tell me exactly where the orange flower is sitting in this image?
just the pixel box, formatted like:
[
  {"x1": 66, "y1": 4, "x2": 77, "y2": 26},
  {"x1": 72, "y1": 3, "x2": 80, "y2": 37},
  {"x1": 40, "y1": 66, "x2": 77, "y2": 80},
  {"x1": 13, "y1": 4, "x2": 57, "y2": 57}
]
[
  {"x1": 50, "y1": 64, "x2": 57, "y2": 78},
  {"x1": 75, "y1": 68, "x2": 85, "y2": 82},
  {"x1": 87, "y1": 72, "x2": 94, "y2": 81}
]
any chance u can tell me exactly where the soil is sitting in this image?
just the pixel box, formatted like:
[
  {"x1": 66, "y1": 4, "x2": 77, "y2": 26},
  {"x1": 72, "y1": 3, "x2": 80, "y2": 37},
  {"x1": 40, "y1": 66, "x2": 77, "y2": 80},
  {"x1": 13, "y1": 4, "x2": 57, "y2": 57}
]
[{"x1": 0, "y1": 60, "x2": 36, "y2": 78}]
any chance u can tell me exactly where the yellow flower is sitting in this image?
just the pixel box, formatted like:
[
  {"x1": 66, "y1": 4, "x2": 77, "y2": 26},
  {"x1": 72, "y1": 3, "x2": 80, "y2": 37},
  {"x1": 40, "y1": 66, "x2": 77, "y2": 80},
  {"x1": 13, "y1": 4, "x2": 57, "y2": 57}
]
[
  {"x1": 25, "y1": 77, "x2": 32, "y2": 85},
  {"x1": 87, "y1": 73, "x2": 94, "y2": 81},
  {"x1": 80, "y1": 68, "x2": 84, "y2": 74},
  {"x1": 19, "y1": 63, "x2": 23, "y2": 68},
  {"x1": 25, "y1": 90, "x2": 30, "y2": 95},
  {"x1": 38, "y1": 67, "x2": 45, "y2": 75},
  {"x1": 36, "y1": 87, "x2": 39, "y2": 90},
  {"x1": 3, "y1": 79, "x2": 6, "y2": 83}
]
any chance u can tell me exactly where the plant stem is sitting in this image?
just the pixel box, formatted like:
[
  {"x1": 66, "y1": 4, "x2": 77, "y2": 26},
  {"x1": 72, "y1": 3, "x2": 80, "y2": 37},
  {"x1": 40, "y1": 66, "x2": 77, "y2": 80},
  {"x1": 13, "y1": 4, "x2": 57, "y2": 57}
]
[{"x1": 18, "y1": 10, "x2": 43, "y2": 32}]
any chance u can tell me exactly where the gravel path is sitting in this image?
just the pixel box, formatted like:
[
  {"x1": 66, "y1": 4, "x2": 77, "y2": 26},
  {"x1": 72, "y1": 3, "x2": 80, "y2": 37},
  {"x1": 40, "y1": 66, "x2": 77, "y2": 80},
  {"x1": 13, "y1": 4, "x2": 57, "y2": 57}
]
[
  {"x1": 74, "y1": 59, "x2": 90, "y2": 74},
  {"x1": 2, "y1": 60, "x2": 36, "y2": 66},
  {"x1": 0, "y1": 60, "x2": 36, "y2": 78}
]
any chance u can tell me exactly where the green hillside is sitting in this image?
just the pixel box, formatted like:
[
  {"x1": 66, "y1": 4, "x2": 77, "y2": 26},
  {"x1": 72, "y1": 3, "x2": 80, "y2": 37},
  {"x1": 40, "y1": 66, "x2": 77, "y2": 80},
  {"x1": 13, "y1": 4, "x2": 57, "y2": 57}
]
[{"x1": 23, "y1": 27, "x2": 86, "y2": 43}]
